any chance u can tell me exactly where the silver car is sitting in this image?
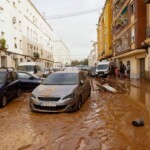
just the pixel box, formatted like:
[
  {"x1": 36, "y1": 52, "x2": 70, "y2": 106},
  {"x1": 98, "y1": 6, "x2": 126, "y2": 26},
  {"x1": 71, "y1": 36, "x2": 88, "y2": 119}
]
[{"x1": 30, "y1": 71, "x2": 91, "y2": 112}]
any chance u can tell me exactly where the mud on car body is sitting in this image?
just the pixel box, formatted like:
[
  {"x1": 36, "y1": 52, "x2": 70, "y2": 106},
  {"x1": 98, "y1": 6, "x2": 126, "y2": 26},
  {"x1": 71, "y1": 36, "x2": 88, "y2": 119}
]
[
  {"x1": 30, "y1": 71, "x2": 91, "y2": 113},
  {"x1": 0, "y1": 68, "x2": 20, "y2": 107}
]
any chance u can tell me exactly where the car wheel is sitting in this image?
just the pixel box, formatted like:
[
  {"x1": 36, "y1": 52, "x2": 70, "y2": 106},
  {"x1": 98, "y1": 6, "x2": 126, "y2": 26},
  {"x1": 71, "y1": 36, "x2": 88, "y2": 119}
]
[
  {"x1": 0, "y1": 96, "x2": 7, "y2": 107},
  {"x1": 88, "y1": 91, "x2": 91, "y2": 97},
  {"x1": 16, "y1": 88, "x2": 21, "y2": 97}
]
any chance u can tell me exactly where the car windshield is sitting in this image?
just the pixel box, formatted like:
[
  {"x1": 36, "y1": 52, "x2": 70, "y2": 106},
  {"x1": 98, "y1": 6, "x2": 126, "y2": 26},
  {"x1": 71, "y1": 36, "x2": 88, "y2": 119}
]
[
  {"x1": 97, "y1": 64, "x2": 108, "y2": 70},
  {"x1": 0, "y1": 72, "x2": 6, "y2": 84},
  {"x1": 18, "y1": 66, "x2": 34, "y2": 72},
  {"x1": 42, "y1": 73, "x2": 78, "y2": 85}
]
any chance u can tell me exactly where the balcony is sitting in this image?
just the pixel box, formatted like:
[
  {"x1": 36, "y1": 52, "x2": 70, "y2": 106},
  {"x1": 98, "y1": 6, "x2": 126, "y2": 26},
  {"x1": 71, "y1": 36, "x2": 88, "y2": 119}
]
[
  {"x1": 116, "y1": 44, "x2": 129, "y2": 53},
  {"x1": 33, "y1": 52, "x2": 40, "y2": 59},
  {"x1": 112, "y1": 6, "x2": 128, "y2": 36},
  {"x1": 146, "y1": 28, "x2": 150, "y2": 39},
  {"x1": 144, "y1": 0, "x2": 150, "y2": 4},
  {"x1": 113, "y1": 0, "x2": 126, "y2": 17},
  {"x1": 0, "y1": 38, "x2": 6, "y2": 50}
]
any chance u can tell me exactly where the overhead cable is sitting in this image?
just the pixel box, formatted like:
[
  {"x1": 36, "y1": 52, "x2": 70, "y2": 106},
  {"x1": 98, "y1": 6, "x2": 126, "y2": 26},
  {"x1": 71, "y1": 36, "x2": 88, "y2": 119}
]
[{"x1": 45, "y1": 7, "x2": 102, "y2": 20}]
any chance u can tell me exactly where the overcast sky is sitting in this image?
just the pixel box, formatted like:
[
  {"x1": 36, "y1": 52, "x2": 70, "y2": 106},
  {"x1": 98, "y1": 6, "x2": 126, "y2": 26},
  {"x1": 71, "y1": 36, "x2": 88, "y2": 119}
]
[{"x1": 32, "y1": 0, "x2": 106, "y2": 60}]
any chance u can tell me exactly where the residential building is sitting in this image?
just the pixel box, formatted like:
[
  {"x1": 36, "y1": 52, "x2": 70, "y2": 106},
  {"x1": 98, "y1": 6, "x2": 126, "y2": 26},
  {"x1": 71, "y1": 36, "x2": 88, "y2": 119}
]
[
  {"x1": 0, "y1": 0, "x2": 53, "y2": 69},
  {"x1": 112, "y1": 0, "x2": 147, "y2": 79},
  {"x1": 145, "y1": 1, "x2": 150, "y2": 79},
  {"x1": 88, "y1": 42, "x2": 98, "y2": 67},
  {"x1": 97, "y1": 0, "x2": 112, "y2": 61},
  {"x1": 52, "y1": 40, "x2": 71, "y2": 68}
]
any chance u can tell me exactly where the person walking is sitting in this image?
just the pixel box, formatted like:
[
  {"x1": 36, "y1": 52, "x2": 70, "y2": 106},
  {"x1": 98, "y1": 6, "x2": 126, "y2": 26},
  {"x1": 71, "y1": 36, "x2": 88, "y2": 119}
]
[
  {"x1": 119, "y1": 62, "x2": 126, "y2": 79},
  {"x1": 126, "y1": 63, "x2": 130, "y2": 78}
]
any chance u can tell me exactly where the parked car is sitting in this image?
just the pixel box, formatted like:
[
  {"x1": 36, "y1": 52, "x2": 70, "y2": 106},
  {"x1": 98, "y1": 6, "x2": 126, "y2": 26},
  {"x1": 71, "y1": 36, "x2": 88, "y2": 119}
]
[
  {"x1": 96, "y1": 61, "x2": 111, "y2": 77},
  {"x1": 43, "y1": 68, "x2": 52, "y2": 78},
  {"x1": 30, "y1": 71, "x2": 91, "y2": 113},
  {"x1": 17, "y1": 62, "x2": 44, "y2": 77},
  {"x1": 0, "y1": 68, "x2": 20, "y2": 107},
  {"x1": 17, "y1": 71, "x2": 43, "y2": 91}
]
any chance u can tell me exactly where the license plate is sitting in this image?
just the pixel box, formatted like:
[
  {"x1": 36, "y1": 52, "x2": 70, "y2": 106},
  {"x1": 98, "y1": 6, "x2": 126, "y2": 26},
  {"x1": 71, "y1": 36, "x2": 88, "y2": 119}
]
[{"x1": 41, "y1": 102, "x2": 56, "y2": 107}]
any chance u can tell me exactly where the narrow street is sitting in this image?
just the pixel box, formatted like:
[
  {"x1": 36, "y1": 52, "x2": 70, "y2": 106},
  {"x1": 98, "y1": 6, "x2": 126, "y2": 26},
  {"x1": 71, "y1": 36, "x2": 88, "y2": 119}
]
[{"x1": 0, "y1": 79, "x2": 150, "y2": 150}]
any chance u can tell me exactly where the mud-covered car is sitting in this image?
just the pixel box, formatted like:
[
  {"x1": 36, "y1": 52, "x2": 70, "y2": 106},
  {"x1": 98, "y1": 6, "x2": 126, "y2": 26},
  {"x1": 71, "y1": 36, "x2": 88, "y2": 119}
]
[
  {"x1": 0, "y1": 68, "x2": 20, "y2": 107},
  {"x1": 30, "y1": 71, "x2": 91, "y2": 112}
]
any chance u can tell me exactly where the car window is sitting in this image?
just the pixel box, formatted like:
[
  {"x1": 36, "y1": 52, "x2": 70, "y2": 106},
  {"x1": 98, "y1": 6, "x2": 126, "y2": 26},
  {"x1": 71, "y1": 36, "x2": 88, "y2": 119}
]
[
  {"x1": 0, "y1": 72, "x2": 6, "y2": 84},
  {"x1": 7, "y1": 73, "x2": 13, "y2": 83},
  {"x1": 12, "y1": 72, "x2": 18, "y2": 81},
  {"x1": 18, "y1": 72, "x2": 31, "y2": 79},
  {"x1": 43, "y1": 73, "x2": 78, "y2": 85}
]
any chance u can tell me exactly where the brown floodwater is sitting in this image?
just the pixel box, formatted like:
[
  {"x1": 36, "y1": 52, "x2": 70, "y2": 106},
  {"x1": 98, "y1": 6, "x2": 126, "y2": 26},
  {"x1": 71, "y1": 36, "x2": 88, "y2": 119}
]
[{"x1": 0, "y1": 80, "x2": 150, "y2": 150}]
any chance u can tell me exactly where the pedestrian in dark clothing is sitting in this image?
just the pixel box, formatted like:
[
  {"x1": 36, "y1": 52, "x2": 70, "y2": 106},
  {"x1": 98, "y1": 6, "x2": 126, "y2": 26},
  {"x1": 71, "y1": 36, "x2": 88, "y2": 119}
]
[{"x1": 120, "y1": 62, "x2": 126, "y2": 78}]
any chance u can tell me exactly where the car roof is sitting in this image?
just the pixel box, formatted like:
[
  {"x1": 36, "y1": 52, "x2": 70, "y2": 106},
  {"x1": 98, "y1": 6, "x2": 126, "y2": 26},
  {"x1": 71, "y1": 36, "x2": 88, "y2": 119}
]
[{"x1": 53, "y1": 71, "x2": 79, "y2": 74}]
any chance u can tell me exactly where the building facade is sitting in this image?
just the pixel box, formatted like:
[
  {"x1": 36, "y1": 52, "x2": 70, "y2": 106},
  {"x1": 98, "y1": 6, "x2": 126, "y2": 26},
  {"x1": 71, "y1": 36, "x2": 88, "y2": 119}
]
[
  {"x1": 88, "y1": 42, "x2": 98, "y2": 67},
  {"x1": 97, "y1": 0, "x2": 112, "y2": 61},
  {"x1": 52, "y1": 40, "x2": 71, "y2": 68},
  {"x1": 0, "y1": 0, "x2": 53, "y2": 69},
  {"x1": 145, "y1": 1, "x2": 150, "y2": 79},
  {"x1": 112, "y1": 0, "x2": 147, "y2": 79}
]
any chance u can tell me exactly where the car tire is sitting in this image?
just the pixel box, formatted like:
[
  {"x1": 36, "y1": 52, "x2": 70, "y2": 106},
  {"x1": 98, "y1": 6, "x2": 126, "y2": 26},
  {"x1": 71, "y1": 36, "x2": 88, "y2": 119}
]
[
  {"x1": 30, "y1": 104, "x2": 35, "y2": 112},
  {"x1": 0, "y1": 96, "x2": 7, "y2": 107}
]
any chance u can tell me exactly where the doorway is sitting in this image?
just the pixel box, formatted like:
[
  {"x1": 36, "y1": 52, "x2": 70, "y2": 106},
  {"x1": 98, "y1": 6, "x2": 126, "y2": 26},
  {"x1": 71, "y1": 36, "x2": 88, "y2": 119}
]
[{"x1": 140, "y1": 58, "x2": 145, "y2": 79}]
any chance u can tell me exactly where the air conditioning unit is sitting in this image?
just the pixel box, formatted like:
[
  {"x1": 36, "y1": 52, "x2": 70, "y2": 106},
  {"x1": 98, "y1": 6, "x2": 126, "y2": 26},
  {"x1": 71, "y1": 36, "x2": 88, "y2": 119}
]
[{"x1": 12, "y1": 17, "x2": 16, "y2": 24}]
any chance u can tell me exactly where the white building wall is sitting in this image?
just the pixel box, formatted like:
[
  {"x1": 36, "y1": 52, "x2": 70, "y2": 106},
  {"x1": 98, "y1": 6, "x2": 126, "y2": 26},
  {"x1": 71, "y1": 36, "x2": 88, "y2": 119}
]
[
  {"x1": 52, "y1": 41, "x2": 71, "y2": 68},
  {"x1": 0, "y1": 0, "x2": 53, "y2": 68}
]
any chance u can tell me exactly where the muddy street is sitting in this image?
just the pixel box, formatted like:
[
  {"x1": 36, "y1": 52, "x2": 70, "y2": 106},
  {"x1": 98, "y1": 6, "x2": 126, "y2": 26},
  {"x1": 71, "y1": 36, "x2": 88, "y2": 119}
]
[{"x1": 0, "y1": 80, "x2": 150, "y2": 150}]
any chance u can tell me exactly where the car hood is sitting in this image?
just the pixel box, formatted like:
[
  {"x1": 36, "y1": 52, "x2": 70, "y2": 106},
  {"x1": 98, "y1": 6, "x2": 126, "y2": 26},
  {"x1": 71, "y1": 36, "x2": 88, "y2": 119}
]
[{"x1": 33, "y1": 84, "x2": 78, "y2": 97}]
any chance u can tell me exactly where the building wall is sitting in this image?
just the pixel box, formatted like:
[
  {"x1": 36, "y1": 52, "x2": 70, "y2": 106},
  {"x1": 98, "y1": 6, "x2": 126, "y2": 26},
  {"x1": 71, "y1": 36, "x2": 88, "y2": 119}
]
[
  {"x1": 52, "y1": 41, "x2": 71, "y2": 68},
  {"x1": 0, "y1": 0, "x2": 53, "y2": 68},
  {"x1": 97, "y1": 0, "x2": 112, "y2": 61}
]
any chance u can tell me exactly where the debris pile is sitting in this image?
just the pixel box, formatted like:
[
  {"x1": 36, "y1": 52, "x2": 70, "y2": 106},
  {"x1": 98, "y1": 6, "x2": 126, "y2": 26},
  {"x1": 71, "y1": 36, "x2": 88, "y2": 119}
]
[{"x1": 97, "y1": 78, "x2": 128, "y2": 94}]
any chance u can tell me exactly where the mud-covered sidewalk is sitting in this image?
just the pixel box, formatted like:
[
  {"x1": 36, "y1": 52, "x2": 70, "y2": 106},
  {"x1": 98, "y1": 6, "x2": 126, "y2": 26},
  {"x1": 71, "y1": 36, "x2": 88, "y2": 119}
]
[{"x1": 0, "y1": 79, "x2": 150, "y2": 150}]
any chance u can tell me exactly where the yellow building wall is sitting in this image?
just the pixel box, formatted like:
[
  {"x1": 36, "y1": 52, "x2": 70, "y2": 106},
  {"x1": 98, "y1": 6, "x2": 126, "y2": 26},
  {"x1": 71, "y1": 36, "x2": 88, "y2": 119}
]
[{"x1": 103, "y1": 0, "x2": 112, "y2": 58}]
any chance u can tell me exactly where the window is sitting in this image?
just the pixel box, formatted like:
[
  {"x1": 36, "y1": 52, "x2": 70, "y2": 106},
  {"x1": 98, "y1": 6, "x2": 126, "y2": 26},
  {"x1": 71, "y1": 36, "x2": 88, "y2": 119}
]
[
  {"x1": 12, "y1": 72, "x2": 18, "y2": 80},
  {"x1": 19, "y1": 20, "x2": 21, "y2": 30},
  {"x1": 20, "y1": 40, "x2": 22, "y2": 49},
  {"x1": 14, "y1": 37, "x2": 17, "y2": 48},
  {"x1": 131, "y1": 28, "x2": 135, "y2": 43},
  {"x1": 131, "y1": 2, "x2": 135, "y2": 14},
  {"x1": 18, "y1": 72, "x2": 31, "y2": 79},
  {"x1": 13, "y1": 1, "x2": 16, "y2": 8},
  {"x1": 7, "y1": 73, "x2": 13, "y2": 83}
]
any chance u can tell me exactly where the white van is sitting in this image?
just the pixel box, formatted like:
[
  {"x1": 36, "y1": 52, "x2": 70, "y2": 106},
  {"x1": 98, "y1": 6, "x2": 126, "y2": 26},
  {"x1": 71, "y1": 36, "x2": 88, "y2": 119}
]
[
  {"x1": 96, "y1": 61, "x2": 111, "y2": 77},
  {"x1": 17, "y1": 62, "x2": 44, "y2": 77}
]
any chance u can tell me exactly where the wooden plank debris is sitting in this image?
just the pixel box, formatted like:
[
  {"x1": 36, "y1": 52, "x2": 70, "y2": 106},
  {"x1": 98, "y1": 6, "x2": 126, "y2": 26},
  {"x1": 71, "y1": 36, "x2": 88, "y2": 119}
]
[{"x1": 102, "y1": 84, "x2": 118, "y2": 93}]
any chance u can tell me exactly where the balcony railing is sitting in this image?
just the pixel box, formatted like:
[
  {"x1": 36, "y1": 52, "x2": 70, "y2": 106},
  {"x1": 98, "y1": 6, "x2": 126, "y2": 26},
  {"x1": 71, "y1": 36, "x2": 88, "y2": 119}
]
[
  {"x1": 146, "y1": 28, "x2": 150, "y2": 39},
  {"x1": 33, "y1": 52, "x2": 40, "y2": 59},
  {"x1": 113, "y1": 0, "x2": 126, "y2": 17},
  {"x1": 116, "y1": 44, "x2": 129, "y2": 52}
]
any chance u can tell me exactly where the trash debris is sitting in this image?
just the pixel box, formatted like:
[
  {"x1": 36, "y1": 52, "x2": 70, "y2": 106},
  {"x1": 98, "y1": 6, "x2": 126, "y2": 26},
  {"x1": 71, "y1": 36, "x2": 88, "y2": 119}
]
[
  {"x1": 102, "y1": 84, "x2": 118, "y2": 93},
  {"x1": 132, "y1": 118, "x2": 144, "y2": 127},
  {"x1": 96, "y1": 78, "x2": 127, "y2": 94}
]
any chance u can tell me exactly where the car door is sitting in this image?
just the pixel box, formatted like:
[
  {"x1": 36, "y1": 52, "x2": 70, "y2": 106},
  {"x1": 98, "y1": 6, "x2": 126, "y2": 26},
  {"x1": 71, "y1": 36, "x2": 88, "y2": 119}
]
[
  {"x1": 18, "y1": 72, "x2": 39, "y2": 91},
  {"x1": 12, "y1": 72, "x2": 20, "y2": 96},
  {"x1": 6, "y1": 72, "x2": 14, "y2": 100},
  {"x1": 78, "y1": 72, "x2": 87, "y2": 102}
]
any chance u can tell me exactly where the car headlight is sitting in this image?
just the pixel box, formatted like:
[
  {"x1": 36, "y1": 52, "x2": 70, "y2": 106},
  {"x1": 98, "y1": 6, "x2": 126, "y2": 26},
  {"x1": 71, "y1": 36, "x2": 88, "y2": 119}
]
[
  {"x1": 31, "y1": 94, "x2": 36, "y2": 99},
  {"x1": 63, "y1": 93, "x2": 75, "y2": 100}
]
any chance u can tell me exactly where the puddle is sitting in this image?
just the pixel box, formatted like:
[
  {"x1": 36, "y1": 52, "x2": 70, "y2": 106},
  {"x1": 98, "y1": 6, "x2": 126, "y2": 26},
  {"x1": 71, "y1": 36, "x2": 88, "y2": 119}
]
[{"x1": 128, "y1": 86, "x2": 150, "y2": 115}]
